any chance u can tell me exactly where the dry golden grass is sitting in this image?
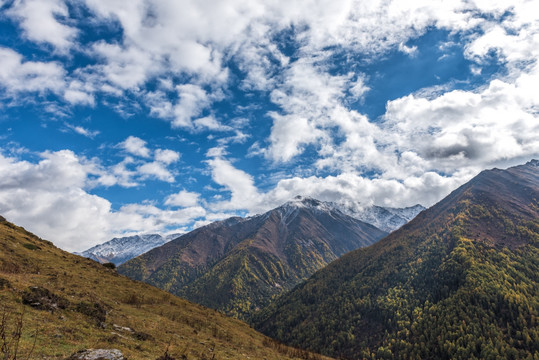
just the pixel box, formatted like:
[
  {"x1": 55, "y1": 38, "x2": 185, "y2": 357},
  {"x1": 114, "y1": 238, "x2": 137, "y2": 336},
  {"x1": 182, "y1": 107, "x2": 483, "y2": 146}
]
[{"x1": 0, "y1": 217, "x2": 331, "y2": 360}]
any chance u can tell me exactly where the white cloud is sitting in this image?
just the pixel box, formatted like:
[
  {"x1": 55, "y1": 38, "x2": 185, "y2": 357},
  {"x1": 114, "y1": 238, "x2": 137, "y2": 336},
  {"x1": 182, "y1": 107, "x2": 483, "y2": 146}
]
[
  {"x1": 193, "y1": 115, "x2": 233, "y2": 132},
  {"x1": 172, "y1": 84, "x2": 211, "y2": 128},
  {"x1": 206, "y1": 146, "x2": 228, "y2": 158},
  {"x1": 0, "y1": 150, "x2": 205, "y2": 251},
  {"x1": 91, "y1": 41, "x2": 158, "y2": 90},
  {"x1": 381, "y1": 76, "x2": 539, "y2": 170},
  {"x1": 0, "y1": 48, "x2": 65, "y2": 96},
  {"x1": 108, "y1": 204, "x2": 206, "y2": 234},
  {"x1": 199, "y1": 152, "x2": 479, "y2": 216},
  {"x1": 264, "y1": 61, "x2": 351, "y2": 162},
  {"x1": 398, "y1": 42, "x2": 418, "y2": 56},
  {"x1": 260, "y1": 170, "x2": 474, "y2": 210},
  {"x1": 120, "y1": 136, "x2": 151, "y2": 158},
  {"x1": 7, "y1": 0, "x2": 78, "y2": 51},
  {"x1": 65, "y1": 123, "x2": 100, "y2": 138},
  {"x1": 0, "y1": 150, "x2": 110, "y2": 251},
  {"x1": 165, "y1": 190, "x2": 200, "y2": 208},
  {"x1": 64, "y1": 80, "x2": 95, "y2": 106},
  {"x1": 349, "y1": 75, "x2": 370, "y2": 100},
  {"x1": 267, "y1": 112, "x2": 325, "y2": 162},
  {"x1": 206, "y1": 157, "x2": 260, "y2": 211},
  {"x1": 137, "y1": 161, "x2": 175, "y2": 182},
  {"x1": 154, "y1": 149, "x2": 180, "y2": 164}
]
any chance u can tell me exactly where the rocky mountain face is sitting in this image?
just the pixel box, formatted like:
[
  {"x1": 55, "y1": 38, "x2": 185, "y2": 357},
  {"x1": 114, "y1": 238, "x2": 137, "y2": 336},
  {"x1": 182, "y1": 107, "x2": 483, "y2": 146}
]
[
  {"x1": 118, "y1": 196, "x2": 387, "y2": 320},
  {"x1": 254, "y1": 160, "x2": 539, "y2": 359},
  {"x1": 76, "y1": 233, "x2": 181, "y2": 265}
]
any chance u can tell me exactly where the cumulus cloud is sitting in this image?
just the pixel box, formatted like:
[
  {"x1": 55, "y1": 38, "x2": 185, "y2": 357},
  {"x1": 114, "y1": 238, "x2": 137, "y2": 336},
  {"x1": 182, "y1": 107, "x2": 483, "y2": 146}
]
[
  {"x1": 165, "y1": 190, "x2": 200, "y2": 208},
  {"x1": 120, "y1": 136, "x2": 151, "y2": 158},
  {"x1": 381, "y1": 76, "x2": 539, "y2": 171},
  {"x1": 0, "y1": 48, "x2": 94, "y2": 105},
  {"x1": 137, "y1": 161, "x2": 175, "y2": 182},
  {"x1": 172, "y1": 84, "x2": 211, "y2": 128},
  {"x1": 200, "y1": 151, "x2": 479, "y2": 217},
  {"x1": 264, "y1": 61, "x2": 355, "y2": 162},
  {"x1": 193, "y1": 115, "x2": 233, "y2": 132},
  {"x1": 0, "y1": 47, "x2": 65, "y2": 96},
  {"x1": 398, "y1": 42, "x2": 418, "y2": 56},
  {"x1": 112, "y1": 139, "x2": 182, "y2": 184},
  {"x1": 154, "y1": 149, "x2": 180, "y2": 164},
  {"x1": 6, "y1": 0, "x2": 78, "y2": 51},
  {"x1": 206, "y1": 157, "x2": 260, "y2": 211},
  {"x1": 0, "y1": 150, "x2": 204, "y2": 251},
  {"x1": 91, "y1": 41, "x2": 158, "y2": 90}
]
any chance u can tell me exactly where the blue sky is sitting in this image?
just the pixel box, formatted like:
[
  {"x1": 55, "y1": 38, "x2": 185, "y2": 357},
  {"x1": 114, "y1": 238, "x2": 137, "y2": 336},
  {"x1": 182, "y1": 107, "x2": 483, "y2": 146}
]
[{"x1": 0, "y1": 0, "x2": 538, "y2": 251}]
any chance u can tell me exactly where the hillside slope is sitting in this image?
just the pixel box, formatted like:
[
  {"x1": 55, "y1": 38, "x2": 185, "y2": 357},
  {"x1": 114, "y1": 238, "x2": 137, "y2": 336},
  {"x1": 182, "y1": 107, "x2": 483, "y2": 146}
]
[
  {"x1": 254, "y1": 160, "x2": 539, "y2": 359},
  {"x1": 0, "y1": 215, "x2": 330, "y2": 360},
  {"x1": 119, "y1": 196, "x2": 387, "y2": 320}
]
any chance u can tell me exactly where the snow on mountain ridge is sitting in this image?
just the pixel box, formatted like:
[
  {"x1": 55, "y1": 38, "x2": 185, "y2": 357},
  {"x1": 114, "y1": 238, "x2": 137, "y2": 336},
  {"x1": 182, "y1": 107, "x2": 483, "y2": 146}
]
[
  {"x1": 77, "y1": 196, "x2": 424, "y2": 266},
  {"x1": 273, "y1": 195, "x2": 423, "y2": 232},
  {"x1": 77, "y1": 233, "x2": 181, "y2": 265},
  {"x1": 335, "y1": 203, "x2": 426, "y2": 233}
]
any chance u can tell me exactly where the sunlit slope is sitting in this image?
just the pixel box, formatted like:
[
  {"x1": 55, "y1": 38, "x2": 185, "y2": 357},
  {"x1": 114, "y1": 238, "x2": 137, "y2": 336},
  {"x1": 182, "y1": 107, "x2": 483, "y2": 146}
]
[{"x1": 0, "y1": 216, "x2": 331, "y2": 360}]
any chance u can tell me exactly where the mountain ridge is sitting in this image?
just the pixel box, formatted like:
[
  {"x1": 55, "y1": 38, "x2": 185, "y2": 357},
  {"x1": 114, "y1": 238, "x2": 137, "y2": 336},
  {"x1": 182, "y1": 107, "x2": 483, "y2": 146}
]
[
  {"x1": 79, "y1": 198, "x2": 424, "y2": 266},
  {"x1": 254, "y1": 160, "x2": 539, "y2": 359},
  {"x1": 119, "y1": 196, "x2": 387, "y2": 320}
]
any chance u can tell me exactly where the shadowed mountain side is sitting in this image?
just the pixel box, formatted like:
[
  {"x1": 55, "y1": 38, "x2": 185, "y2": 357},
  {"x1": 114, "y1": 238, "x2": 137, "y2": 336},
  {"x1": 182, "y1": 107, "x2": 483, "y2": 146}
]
[{"x1": 119, "y1": 197, "x2": 387, "y2": 320}]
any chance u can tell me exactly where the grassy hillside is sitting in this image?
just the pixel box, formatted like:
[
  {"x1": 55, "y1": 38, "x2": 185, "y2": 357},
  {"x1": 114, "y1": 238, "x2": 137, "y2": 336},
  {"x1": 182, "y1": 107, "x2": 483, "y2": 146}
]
[
  {"x1": 0, "y1": 215, "x2": 331, "y2": 360},
  {"x1": 255, "y1": 161, "x2": 539, "y2": 359}
]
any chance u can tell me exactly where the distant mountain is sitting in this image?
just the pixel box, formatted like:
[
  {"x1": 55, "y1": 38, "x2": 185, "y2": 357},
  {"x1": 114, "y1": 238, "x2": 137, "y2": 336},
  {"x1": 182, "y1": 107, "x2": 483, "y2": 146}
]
[
  {"x1": 118, "y1": 196, "x2": 387, "y2": 320},
  {"x1": 255, "y1": 160, "x2": 539, "y2": 359},
  {"x1": 76, "y1": 233, "x2": 181, "y2": 265},
  {"x1": 0, "y1": 216, "x2": 330, "y2": 360},
  {"x1": 333, "y1": 202, "x2": 425, "y2": 232},
  {"x1": 81, "y1": 201, "x2": 421, "y2": 267}
]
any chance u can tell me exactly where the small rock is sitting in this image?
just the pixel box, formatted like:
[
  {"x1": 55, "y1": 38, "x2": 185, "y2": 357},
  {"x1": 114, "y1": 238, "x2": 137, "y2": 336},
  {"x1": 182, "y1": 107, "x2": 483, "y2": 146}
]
[
  {"x1": 65, "y1": 349, "x2": 125, "y2": 360},
  {"x1": 113, "y1": 324, "x2": 133, "y2": 332}
]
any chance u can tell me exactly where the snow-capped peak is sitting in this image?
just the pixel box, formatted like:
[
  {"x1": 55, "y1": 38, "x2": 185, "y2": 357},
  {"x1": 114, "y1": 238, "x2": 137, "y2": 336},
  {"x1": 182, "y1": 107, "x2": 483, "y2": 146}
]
[
  {"x1": 271, "y1": 195, "x2": 424, "y2": 231},
  {"x1": 275, "y1": 196, "x2": 338, "y2": 224},
  {"x1": 333, "y1": 202, "x2": 425, "y2": 233},
  {"x1": 76, "y1": 233, "x2": 180, "y2": 266}
]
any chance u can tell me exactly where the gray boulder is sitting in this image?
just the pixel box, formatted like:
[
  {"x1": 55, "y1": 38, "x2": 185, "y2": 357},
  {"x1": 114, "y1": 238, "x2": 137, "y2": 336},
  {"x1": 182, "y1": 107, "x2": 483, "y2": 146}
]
[{"x1": 66, "y1": 349, "x2": 125, "y2": 360}]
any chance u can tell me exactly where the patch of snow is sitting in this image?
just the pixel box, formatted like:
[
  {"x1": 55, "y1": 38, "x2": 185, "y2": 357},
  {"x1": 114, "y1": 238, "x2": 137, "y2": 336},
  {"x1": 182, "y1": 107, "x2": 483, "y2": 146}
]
[{"x1": 76, "y1": 233, "x2": 177, "y2": 265}]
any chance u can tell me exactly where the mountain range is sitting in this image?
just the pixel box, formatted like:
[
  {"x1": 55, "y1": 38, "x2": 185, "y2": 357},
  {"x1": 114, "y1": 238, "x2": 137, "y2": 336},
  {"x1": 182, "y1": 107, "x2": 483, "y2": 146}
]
[
  {"x1": 335, "y1": 203, "x2": 425, "y2": 233},
  {"x1": 254, "y1": 160, "x2": 539, "y2": 359},
  {"x1": 79, "y1": 201, "x2": 424, "y2": 266},
  {"x1": 1, "y1": 160, "x2": 537, "y2": 359},
  {"x1": 118, "y1": 196, "x2": 387, "y2": 320},
  {"x1": 76, "y1": 233, "x2": 181, "y2": 265}
]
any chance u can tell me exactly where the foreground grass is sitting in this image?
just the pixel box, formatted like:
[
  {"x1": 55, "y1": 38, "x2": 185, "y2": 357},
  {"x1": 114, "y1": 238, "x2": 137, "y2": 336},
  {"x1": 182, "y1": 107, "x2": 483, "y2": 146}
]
[{"x1": 0, "y1": 216, "x2": 330, "y2": 360}]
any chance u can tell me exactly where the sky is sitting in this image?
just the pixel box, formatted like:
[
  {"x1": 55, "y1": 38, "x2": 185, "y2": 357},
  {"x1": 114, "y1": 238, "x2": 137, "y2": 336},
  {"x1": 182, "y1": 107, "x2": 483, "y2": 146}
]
[{"x1": 0, "y1": 0, "x2": 538, "y2": 252}]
